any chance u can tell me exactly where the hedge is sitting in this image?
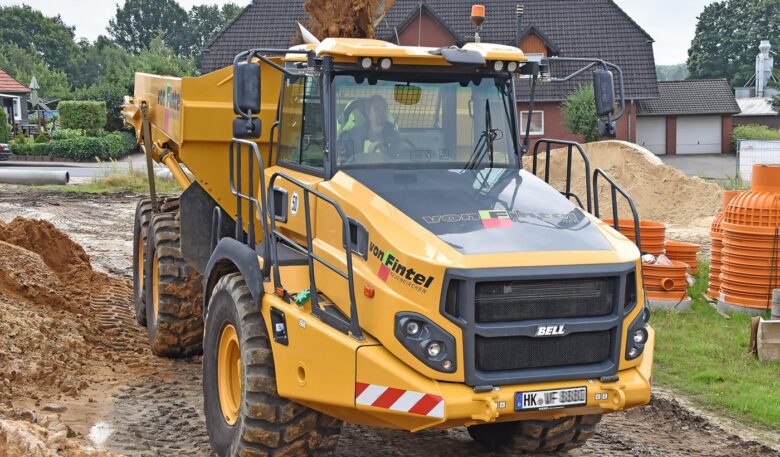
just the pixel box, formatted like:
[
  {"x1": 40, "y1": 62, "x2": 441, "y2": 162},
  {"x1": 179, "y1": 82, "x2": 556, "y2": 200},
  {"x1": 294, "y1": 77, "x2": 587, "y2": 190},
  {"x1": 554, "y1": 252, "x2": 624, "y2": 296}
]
[
  {"x1": 0, "y1": 108, "x2": 10, "y2": 143},
  {"x1": 732, "y1": 124, "x2": 780, "y2": 150},
  {"x1": 10, "y1": 130, "x2": 137, "y2": 160},
  {"x1": 59, "y1": 101, "x2": 107, "y2": 131}
]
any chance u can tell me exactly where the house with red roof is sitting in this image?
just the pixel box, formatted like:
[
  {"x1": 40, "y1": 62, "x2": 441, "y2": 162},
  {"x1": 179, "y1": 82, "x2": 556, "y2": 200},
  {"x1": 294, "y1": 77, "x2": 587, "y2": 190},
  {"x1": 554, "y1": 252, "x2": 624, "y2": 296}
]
[{"x1": 0, "y1": 69, "x2": 30, "y2": 132}]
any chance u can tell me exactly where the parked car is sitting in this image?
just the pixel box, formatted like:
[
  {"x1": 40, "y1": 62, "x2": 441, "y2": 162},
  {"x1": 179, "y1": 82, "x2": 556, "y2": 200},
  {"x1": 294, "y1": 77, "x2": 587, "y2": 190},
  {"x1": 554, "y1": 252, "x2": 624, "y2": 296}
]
[{"x1": 0, "y1": 143, "x2": 10, "y2": 161}]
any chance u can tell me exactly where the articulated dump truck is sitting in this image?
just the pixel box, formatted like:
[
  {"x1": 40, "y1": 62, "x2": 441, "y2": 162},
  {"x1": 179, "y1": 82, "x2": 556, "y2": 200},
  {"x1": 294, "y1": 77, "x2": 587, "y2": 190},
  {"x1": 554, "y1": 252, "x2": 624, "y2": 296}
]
[{"x1": 123, "y1": 28, "x2": 654, "y2": 457}]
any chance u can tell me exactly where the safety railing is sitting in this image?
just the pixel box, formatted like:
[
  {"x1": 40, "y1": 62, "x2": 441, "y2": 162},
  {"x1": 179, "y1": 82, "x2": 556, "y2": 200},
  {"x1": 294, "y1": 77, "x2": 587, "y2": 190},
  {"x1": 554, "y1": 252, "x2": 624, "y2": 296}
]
[
  {"x1": 267, "y1": 172, "x2": 364, "y2": 341},
  {"x1": 593, "y1": 168, "x2": 642, "y2": 252},
  {"x1": 227, "y1": 139, "x2": 271, "y2": 261},
  {"x1": 530, "y1": 139, "x2": 593, "y2": 213}
]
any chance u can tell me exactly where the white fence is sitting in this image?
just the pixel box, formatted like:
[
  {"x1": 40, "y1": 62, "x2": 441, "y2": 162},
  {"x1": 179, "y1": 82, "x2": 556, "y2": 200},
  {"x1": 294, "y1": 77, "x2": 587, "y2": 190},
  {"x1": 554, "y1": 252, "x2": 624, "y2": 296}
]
[{"x1": 738, "y1": 140, "x2": 780, "y2": 182}]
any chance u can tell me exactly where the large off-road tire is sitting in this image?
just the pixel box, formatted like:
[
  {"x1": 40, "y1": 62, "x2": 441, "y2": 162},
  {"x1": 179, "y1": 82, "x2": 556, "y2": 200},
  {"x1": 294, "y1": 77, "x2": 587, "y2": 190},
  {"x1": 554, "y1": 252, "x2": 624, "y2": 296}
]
[
  {"x1": 133, "y1": 197, "x2": 180, "y2": 326},
  {"x1": 467, "y1": 414, "x2": 602, "y2": 453},
  {"x1": 203, "y1": 273, "x2": 343, "y2": 457},
  {"x1": 144, "y1": 211, "x2": 203, "y2": 357}
]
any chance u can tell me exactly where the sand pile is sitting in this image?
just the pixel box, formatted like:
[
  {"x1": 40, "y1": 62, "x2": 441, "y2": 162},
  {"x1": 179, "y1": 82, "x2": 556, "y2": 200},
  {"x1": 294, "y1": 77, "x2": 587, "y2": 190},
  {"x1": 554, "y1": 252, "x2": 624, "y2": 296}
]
[
  {"x1": 526, "y1": 141, "x2": 723, "y2": 226},
  {"x1": 0, "y1": 218, "x2": 137, "y2": 406},
  {"x1": 303, "y1": 0, "x2": 390, "y2": 40},
  {"x1": 0, "y1": 419, "x2": 117, "y2": 457}
]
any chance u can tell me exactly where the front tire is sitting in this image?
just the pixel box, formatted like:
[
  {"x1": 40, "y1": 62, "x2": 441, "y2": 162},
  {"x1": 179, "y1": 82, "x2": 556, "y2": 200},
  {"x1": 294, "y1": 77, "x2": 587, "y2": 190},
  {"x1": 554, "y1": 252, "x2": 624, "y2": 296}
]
[
  {"x1": 203, "y1": 273, "x2": 343, "y2": 457},
  {"x1": 467, "y1": 414, "x2": 602, "y2": 453}
]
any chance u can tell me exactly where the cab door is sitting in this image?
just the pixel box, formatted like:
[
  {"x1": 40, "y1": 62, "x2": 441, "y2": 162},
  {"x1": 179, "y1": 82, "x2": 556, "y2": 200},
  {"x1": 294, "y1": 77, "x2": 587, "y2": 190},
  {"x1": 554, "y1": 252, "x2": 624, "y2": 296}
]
[{"x1": 266, "y1": 74, "x2": 325, "y2": 248}]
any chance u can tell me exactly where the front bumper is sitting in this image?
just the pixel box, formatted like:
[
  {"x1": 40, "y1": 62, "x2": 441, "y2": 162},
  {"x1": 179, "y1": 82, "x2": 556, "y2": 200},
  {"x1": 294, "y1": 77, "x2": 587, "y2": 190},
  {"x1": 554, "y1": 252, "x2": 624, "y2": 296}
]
[{"x1": 350, "y1": 326, "x2": 654, "y2": 431}]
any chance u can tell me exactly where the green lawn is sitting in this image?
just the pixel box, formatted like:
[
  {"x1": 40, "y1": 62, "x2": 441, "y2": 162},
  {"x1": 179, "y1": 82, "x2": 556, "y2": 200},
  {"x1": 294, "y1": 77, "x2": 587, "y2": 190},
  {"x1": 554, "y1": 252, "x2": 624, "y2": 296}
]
[
  {"x1": 46, "y1": 170, "x2": 183, "y2": 194},
  {"x1": 651, "y1": 260, "x2": 780, "y2": 428}
]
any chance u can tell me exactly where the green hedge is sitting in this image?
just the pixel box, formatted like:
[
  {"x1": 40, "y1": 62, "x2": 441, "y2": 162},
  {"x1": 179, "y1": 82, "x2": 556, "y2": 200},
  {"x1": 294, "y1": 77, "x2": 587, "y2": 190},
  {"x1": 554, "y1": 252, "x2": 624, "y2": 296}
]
[
  {"x1": 59, "y1": 101, "x2": 107, "y2": 131},
  {"x1": 732, "y1": 124, "x2": 780, "y2": 150},
  {"x1": 0, "y1": 109, "x2": 10, "y2": 143},
  {"x1": 10, "y1": 130, "x2": 137, "y2": 160}
]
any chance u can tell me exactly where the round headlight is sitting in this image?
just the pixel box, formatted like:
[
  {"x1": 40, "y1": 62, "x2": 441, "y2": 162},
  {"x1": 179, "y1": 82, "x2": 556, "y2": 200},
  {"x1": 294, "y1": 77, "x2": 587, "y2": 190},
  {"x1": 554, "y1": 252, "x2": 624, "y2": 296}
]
[
  {"x1": 493, "y1": 60, "x2": 505, "y2": 72},
  {"x1": 360, "y1": 57, "x2": 373, "y2": 69},
  {"x1": 380, "y1": 58, "x2": 392, "y2": 70},
  {"x1": 427, "y1": 342, "x2": 442, "y2": 357},
  {"x1": 507, "y1": 61, "x2": 519, "y2": 72},
  {"x1": 633, "y1": 328, "x2": 647, "y2": 345},
  {"x1": 442, "y1": 360, "x2": 452, "y2": 370},
  {"x1": 628, "y1": 347, "x2": 639, "y2": 358},
  {"x1": 406, "y1": 321, "x2": 420, "y2": 336}
]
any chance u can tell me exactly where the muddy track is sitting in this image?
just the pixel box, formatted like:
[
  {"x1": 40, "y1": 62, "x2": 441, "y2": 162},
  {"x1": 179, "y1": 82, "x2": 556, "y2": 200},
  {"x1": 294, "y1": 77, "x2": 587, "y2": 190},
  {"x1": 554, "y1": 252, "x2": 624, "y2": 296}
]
[{"x1": 2, "y1": 187, "x2": 778, "y2": 457}]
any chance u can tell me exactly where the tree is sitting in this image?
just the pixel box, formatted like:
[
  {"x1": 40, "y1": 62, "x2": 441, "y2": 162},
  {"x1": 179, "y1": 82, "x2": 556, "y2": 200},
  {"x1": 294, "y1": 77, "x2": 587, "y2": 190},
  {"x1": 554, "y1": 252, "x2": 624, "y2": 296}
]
[
  {"x1": 108, "y1": 0, "x2": 189, "y2": 55},
  {"x1": 0, "y1": 5, "x2": 77, "y2": 72},
  {"x1": 0, "y1": 109, "x2": 11, "y2": 143},
  {"x1": 184, "y1": 3, "x2": 243, "y2": 60},
  {"x1": 0, "y1": 43, "x2": 71, "y2": 99},
  {"x1": 656, "y1": 64, "x2": 689, "y2": 81},
  {"x1": 561, "y1": 85, "x2": 600, "y2": 143},
  {"x1": 688, "y1": 0, "x2": 780, "y2": 85}
]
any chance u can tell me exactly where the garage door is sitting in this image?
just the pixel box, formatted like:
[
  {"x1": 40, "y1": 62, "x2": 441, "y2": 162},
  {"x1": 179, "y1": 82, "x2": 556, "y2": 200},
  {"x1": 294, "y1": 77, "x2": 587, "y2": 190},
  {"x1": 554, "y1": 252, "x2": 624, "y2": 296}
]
[
  {"x1": 677, "y1": 116, "x2": 721, "y2": 154},
  {"x1": 636, "y1": 117, "x2": 666, "y2": 155}
]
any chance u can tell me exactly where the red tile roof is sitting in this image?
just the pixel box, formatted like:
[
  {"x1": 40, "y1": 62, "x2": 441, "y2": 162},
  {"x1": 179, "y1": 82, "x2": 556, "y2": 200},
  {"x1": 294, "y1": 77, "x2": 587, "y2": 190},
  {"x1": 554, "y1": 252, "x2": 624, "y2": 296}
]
[{"x1": 0, "y1": 69, "x2": 30, "y2": 93}]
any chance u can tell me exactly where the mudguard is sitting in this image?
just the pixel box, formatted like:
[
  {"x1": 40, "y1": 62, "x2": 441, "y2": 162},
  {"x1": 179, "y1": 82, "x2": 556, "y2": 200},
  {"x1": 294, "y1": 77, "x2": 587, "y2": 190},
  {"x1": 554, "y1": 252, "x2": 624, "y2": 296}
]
[{"x1": 203, "y1": 237, "x2": 265, "y2": 312}]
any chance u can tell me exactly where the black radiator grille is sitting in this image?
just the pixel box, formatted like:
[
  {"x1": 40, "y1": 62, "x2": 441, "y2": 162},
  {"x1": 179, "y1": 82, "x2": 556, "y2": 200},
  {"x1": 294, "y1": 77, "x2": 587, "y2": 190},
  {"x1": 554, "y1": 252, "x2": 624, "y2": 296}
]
[
  {"x1": 475, "y1": 277, "x2": 616, "y2": 323},
  {"x1": 475, "y1": 331, "x2": 612, "y2": 372}
]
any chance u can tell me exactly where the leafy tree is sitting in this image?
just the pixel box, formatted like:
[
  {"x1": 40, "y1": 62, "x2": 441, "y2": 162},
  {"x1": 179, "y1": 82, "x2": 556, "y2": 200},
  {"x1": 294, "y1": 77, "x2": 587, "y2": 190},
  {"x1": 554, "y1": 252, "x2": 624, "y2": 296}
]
[
  {"x1": 184, "y1": 3, "x2": 243, "y2": 60},
  {"x1": 0, "y1": 43, "x2": 71, "y2": 99},
  {"x1": 0, "y1": 5, "x2": 77, "y2": 72},
  {"x1": 67, "y1": 37, "x2": 134, "y2": 89},
  {"x1": 771, "y1": 94, "x2": 780, "y2": 114},
  {"x1": 0, "y1": 109, "x2": 11, "y2": 143},
  {"x1": 688, "y1": 0, "x2": 780, "y2": 85},
  {"x1": 561, "y1": 85, "x2": 600, "y2": 142},
  {"x1": 108, "y1": 0, "x2": 189, "y2": 55},
  {"x1": 656, "y1": 64, "x2": 689, "y2": 81},
  {"x1": 132, "y1": 34, "x2": 196, "y2": 77}
]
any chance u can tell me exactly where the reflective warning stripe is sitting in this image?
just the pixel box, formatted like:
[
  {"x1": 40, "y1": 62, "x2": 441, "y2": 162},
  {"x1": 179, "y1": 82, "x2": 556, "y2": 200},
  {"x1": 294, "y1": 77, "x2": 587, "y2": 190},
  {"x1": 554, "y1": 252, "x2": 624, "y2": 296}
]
[{"x1": 355, "y1": 382, "x2": 444, "y2": 418}]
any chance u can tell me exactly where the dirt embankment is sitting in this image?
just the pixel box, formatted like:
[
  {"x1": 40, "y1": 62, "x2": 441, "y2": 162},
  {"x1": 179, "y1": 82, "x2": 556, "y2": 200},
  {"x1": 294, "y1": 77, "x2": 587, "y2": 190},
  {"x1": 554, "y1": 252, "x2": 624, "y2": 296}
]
[{"x1": 527, "y1": 141, "x2": 723, "y2": 227}]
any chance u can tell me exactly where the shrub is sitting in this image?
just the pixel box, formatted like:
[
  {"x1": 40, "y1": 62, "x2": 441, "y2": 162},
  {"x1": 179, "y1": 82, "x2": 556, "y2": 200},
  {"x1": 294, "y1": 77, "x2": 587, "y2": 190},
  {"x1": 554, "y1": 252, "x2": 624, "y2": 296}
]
[
  {"x1": 51, "y1": 129, "x2": 85, "y2": 141},
  {"x1": 10, "y1": 135, "x2": 32, "y2": 155},
  {"x1": 34, "y1": 133, "x2": 49, "y2": 144},
  {"x1": 0, "y1": 109, "x2": 10, "y2": 143},
  {"x1": 31, "y1": 142, "x2": 51, "y2": 156},
  {"x1": 561, "y1": 85, "x2": 600, "y2": 142},
  {"x1": 59, "y1": 100, "x2": 107, "y2": 131},
  {"x1": 47, "y1": 130, "x2": 137, "y2": 161},
  {"x1": 731, "y1": 124, "x2": 780, "y2": 150}
]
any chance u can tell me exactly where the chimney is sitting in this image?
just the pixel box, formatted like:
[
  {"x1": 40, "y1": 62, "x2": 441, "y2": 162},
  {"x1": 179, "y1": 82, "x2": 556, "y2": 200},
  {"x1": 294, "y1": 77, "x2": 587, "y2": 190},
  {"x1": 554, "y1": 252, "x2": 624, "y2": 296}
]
[
  {"x1": 756, "y1": 40, "x2": 774, "y2": 97},
  {"x1": 516, "y1": 4, "x2": 524, "y2": 46}
]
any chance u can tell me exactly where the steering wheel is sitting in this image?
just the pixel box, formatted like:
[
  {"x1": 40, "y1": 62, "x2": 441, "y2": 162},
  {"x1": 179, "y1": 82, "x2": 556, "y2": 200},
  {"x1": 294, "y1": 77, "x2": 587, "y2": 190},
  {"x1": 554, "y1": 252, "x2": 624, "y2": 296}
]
[{"x1": 367, "y1": 138, "x2": 417, "y2": 156}]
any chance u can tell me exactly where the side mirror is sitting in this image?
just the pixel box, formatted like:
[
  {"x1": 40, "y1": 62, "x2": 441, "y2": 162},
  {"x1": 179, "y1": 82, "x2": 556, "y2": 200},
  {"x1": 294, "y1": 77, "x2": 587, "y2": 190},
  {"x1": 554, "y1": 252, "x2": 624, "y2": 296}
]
[
  {"x1": 234, "y1": 61, "x2": 261, "y2": 116},
  {"x1": 593, "y1": 69, "x2": 615, "y2": 117}
]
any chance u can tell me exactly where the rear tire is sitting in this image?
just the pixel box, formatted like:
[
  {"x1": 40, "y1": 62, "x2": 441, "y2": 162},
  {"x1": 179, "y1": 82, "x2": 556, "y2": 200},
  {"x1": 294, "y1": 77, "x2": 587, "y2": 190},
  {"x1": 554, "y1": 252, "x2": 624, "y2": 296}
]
[
  {"x1": 203, "y1": 273, "x2": 343, "y2": 457},
  {"x1": 133, "y1": 197, "x2": 180, "y2": 326},
  {"x1": 467, "y1": 414, "x2": 602, "y2": 453},
  {"x1": 145, "y1": 211, "x2": 203, "y2": 357}
]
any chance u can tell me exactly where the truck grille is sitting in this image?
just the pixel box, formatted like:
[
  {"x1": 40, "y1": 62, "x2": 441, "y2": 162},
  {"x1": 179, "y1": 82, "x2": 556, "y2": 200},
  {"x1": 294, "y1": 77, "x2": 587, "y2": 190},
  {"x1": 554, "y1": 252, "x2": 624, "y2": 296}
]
[
  {"x1": 475, "y1": 331, "x2": 612, "y2": 371},
  {"x1": 475, "y1": 278, "x2": 615, "y2": 323}
]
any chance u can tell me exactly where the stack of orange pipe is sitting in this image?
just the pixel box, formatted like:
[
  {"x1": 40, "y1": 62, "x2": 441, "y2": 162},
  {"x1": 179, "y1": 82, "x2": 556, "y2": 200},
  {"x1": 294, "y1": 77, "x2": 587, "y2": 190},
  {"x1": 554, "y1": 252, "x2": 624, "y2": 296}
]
[
  {"x1": 719, "y1": 165, "x2": 780, "y2": 312},
  {"x1": 604, "y1": 219, "x2": 666, "y2": 255},
  {"x1": 706, "y1": 190, "x2": 743, "y2": 300},
  {"x1": 665, "y1": 240, "x2": 701, "y2": 276}
]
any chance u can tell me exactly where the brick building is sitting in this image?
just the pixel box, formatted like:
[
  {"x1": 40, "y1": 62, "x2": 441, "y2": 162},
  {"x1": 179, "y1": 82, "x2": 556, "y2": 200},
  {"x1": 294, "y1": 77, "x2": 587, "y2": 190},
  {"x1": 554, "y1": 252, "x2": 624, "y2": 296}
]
[{"x1": 201, "y1": 0, "x2": 659, "y2": 149}]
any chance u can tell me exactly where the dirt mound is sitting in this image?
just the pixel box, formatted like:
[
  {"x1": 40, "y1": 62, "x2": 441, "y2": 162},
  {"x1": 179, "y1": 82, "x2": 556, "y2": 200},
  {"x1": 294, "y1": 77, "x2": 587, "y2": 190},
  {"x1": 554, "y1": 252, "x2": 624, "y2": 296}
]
[
  {"x1": 0, "y1": 218, "x2": 140, "y2": 407},
  {"x1": 527, "y1": 141, "x2": 723, "y2": 226},
  {"x1": 0, "y1": 419, "x2": 118, "y2": 457}
]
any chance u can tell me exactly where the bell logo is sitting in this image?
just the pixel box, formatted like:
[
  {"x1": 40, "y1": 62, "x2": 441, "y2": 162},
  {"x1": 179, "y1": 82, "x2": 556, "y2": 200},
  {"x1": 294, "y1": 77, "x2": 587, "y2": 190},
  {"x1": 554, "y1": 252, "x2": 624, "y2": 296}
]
[{"x1": 535, "y1": 325, "x2": 566, "y2": 337}]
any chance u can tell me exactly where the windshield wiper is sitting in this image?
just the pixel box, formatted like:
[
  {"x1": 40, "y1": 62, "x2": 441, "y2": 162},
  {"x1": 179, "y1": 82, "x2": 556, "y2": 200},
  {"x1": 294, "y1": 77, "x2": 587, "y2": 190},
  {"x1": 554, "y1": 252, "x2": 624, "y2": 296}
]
[{"x1": 464, "y1": 99, "x2": 500, "y2": 170}]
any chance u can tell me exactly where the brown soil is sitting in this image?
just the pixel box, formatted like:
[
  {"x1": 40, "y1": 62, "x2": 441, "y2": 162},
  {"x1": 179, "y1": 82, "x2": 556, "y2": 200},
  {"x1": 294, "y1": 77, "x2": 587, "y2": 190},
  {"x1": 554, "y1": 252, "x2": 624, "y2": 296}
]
[
  {"x1": 303, "y1": 0, "x2": 390, "y2": 40},
  {"x1": 527, "y1": 141, "x2": 723, "y2": 227},
  {"x1": 0, "y1": 419, "x2": 118, "y2": 457}
]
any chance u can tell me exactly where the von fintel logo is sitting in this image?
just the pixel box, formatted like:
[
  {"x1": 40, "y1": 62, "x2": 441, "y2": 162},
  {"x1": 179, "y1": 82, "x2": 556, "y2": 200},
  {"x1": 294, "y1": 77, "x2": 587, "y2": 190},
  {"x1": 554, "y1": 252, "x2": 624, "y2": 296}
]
[
  {"x1": 479, "y1": 210, "x2": 512, "y2": 229},
  {"x1": 370, "y1": 241, "x2": 434, "y2": 293}
]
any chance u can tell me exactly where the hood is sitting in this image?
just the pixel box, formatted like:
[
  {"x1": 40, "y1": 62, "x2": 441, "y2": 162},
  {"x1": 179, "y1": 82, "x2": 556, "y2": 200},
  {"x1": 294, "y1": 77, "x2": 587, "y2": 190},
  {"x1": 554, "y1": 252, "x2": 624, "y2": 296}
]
[{"x1": 344, "y1": 167, "x2": 612, "y2": 255}]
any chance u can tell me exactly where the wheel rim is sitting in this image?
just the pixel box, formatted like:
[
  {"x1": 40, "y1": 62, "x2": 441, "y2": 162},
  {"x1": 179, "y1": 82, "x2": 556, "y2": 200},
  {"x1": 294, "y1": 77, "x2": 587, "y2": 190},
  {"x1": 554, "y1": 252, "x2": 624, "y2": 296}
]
[
  {"x1": 138, "y1": 237, "x2": 145, "y2": 295},
  {"x1": 217, "y1": 324, "x2": 241, "y2": 426},
  {"x1": 152, "y1": 252, "x2": 159, "y2": 319}
]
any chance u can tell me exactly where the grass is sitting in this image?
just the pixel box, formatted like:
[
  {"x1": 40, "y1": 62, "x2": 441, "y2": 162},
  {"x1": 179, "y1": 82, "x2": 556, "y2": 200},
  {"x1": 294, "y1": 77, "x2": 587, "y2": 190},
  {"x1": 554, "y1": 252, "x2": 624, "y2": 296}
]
[
  {"x1": 651, "y1": 260, "x2": 780, "y2": 428},
  {"x1": 42, "y1": 158, "x2": 183, "y2": 195}
]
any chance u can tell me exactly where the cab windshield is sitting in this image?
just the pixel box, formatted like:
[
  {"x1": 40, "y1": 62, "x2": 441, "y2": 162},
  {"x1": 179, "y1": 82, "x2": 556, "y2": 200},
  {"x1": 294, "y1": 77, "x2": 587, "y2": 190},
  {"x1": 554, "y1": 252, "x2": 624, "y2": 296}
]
[{"x1": 333, "y1": 73, "x2": 519, "y2": 170}]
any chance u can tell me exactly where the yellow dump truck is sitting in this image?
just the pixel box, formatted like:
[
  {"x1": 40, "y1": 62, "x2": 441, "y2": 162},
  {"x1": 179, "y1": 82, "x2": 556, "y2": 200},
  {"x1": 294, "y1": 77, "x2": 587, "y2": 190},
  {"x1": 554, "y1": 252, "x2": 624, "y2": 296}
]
[{"x1": 123, "y1": 21, "x2": 653, "y2": 457}]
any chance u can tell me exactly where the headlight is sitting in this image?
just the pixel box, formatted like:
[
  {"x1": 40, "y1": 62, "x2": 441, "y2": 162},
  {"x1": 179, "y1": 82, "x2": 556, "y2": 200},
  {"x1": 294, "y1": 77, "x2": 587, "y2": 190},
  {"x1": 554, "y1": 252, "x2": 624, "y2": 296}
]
[
  {"x1": 379, "y1": 57, "x2": 392, "y2": 70},
  {"x1": 493, "y1": 60, "x2": 505, "y2": 72},
  {"x1": 395, "y1": 312, "x2": 456, "y2": 373},
  {"x1": 507, "y1": 61, "x2": 519, "y2": 72},
  {"x1": 359, "y1": 57, "x2": 373, "y2": 69},
  {"x1": 625, "y1": 307, "x2": 650, "y2": 361}
]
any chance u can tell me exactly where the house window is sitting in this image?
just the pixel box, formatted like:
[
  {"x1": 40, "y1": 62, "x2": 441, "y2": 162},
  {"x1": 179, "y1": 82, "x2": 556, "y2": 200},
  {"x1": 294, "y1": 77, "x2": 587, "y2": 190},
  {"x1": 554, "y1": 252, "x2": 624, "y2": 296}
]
[{"x1": 520, "y1": 111, "x2": 544, "y2": 135}]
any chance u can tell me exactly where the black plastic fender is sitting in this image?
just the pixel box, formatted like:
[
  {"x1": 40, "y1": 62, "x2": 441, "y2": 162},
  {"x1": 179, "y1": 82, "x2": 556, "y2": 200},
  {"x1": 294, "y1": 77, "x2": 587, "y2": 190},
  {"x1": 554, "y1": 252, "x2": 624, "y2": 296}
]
[{"x1": 203, "y1": 237, "x2": 265, "y2": 314}]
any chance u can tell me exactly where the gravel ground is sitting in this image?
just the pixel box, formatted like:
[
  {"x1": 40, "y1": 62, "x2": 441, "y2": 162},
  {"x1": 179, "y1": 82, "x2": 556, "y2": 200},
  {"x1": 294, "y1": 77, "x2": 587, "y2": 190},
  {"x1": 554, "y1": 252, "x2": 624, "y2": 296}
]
[{"x1": 1, "y1": 186, "x2": 778, "y2": 457}]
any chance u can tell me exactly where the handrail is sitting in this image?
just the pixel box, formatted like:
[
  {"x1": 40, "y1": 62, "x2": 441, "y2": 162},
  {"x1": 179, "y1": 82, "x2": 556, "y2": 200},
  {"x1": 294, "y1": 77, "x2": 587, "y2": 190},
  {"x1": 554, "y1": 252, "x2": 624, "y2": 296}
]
[
  {"x1": 266, "y1": 172, "x2": 364, "y2": 341},
  {"x1": 228, "y1": 139, "x2": 270, "y2": 263},
  {"x1": 530, "y1": 139, "x2": 592, "y2": 212},
  {"x1": 593, "y1": 168, "x2": 642, "y2": 252}
]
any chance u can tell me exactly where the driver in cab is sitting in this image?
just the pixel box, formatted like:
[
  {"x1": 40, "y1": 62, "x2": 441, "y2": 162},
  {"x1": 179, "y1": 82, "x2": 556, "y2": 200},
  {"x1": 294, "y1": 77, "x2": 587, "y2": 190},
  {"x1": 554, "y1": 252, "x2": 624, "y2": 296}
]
[{"x1": 338, "y1": 95, "x2": 400, "y2": 163}]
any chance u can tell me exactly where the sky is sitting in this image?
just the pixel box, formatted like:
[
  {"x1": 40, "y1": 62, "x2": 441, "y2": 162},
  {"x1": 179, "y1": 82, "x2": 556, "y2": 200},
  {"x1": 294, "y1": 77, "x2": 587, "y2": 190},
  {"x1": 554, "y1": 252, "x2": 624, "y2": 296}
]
[{"x1": 0, "y1": 0, "x2": 714, "y2": 65}]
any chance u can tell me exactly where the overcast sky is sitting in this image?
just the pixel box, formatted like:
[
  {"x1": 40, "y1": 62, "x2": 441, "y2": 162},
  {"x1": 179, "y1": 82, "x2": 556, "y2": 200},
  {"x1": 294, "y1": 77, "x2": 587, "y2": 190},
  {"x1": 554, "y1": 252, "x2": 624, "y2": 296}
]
[{"x1": 0, "y1": 0, "x2": 714, "y2": 65}]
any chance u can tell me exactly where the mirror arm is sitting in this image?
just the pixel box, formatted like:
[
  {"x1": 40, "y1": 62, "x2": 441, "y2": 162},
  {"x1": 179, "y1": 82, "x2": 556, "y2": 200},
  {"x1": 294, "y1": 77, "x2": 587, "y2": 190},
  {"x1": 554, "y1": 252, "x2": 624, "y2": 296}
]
[
  {"x1": 520, "y1": 73, "x2": 538, "y2": 159},
  {"x1": 542, "y1": 56, "x2": 626, "y2": 122}
]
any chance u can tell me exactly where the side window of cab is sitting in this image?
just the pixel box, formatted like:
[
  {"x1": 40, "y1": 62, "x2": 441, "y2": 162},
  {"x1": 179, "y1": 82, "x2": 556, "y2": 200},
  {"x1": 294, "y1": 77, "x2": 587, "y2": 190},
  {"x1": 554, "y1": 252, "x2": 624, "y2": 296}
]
[{"x1": 278, "y1": 76, "x2": 324, "y2": 171}]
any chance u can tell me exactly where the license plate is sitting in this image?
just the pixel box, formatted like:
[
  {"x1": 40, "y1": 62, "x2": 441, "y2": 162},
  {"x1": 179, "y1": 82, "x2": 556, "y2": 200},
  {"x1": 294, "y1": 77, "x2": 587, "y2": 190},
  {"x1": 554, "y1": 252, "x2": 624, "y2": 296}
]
[{"x1": 515, "y1": 387, "x2": 587, "y2": 411}]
